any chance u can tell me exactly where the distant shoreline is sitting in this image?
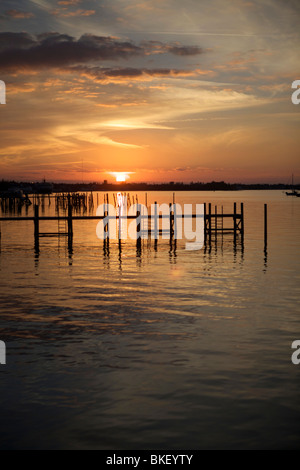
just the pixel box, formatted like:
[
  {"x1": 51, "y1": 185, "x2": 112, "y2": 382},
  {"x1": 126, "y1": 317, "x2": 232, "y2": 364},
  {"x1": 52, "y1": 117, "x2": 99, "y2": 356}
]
[{"x1": 1, "y1": 180, "x2": 299, "y2": 193}]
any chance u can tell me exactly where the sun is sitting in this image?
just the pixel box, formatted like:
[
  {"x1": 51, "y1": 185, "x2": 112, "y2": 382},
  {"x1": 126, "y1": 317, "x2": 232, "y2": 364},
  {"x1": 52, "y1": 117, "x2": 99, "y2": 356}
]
[
  {"x1": 109, "y1": 172, "x2": 134, "y2": 183},
  {"x1": 116, "y1": 173, "x2": 127, "y2": 182}
]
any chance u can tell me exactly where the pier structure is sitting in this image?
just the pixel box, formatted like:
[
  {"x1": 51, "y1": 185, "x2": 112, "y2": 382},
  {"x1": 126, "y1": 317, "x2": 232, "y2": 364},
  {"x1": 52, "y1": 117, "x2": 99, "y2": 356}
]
[{"x1": 0, "y1": 193, "x2": 248, "y2": 251}]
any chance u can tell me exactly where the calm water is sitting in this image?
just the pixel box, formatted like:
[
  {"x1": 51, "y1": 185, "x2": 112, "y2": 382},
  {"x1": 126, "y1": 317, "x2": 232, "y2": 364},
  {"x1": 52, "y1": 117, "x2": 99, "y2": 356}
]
[{"x1": 0, "y1": 190, "x2": 299, "y2": 449}]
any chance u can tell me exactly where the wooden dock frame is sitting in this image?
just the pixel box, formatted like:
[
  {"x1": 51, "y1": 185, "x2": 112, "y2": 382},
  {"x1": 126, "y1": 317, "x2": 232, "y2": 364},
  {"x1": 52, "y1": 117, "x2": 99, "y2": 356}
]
[
  {"x1": 204, "y1": 202, "x2": 244, "y2": 245},
  {"x1": 0, "y1": 201, "x2": 252, "y2": 253}
]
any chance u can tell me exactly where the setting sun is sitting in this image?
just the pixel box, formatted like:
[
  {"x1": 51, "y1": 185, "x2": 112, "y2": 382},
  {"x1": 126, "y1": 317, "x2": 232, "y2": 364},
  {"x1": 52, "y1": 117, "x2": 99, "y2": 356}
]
[{"x1": 110, "y1": 172, "x2": 131, "y2": 183}]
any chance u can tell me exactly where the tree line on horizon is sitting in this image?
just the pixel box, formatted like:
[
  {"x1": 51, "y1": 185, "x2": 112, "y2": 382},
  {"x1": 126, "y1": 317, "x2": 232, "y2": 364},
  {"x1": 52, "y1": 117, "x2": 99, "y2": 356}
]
[{"x1": 0, "y1": 179, "x2": 298, "y2": 192}]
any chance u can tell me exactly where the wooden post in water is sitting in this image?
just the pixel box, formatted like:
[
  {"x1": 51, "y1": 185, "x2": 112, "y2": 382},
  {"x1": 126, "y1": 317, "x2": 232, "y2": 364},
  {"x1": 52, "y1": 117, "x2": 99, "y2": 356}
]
[
  {"x1": 215, "y1": 205, "x2": 218, "y2": 238},
  {"x1": 68, "y1": 202, "x2": 73, "y2": 239},
  {"x1": 264, "y1": 203, "x2": 268, "y2": 249},
  {"x1": 104, "y1": 197, "x2": 109, "y2": 241},
  {"x1": 34, "y1": 204, "x2": 39, "y2": 247},
  {"x1": 154, "y1": 201, "x2": 158, "y2": 250},
  {"x1": 173, "y1": 201, "x2": 177, "y2": 241},
  {"x1": 221, "y1": 206, "x2": 224, "y2": 234},
  {"x1": 233, "y1": 202, "x2": 237, "y2": 244},
  {"x1": 136, "y1": 203, "x2": 141, "y2": 247},
  {"x1": 169, "y1": 203, "x2": 174, "y2": 241},
  {"x1": 241, "y1": 202, "x2": 244, "y2": 243}
]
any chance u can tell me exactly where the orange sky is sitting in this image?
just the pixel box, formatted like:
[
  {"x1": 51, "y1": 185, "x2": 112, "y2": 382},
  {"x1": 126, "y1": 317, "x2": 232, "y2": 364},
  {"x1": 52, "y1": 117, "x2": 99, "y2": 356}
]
[{"x1": 0, "y1": 0, "x2": 299, "y2": 183}]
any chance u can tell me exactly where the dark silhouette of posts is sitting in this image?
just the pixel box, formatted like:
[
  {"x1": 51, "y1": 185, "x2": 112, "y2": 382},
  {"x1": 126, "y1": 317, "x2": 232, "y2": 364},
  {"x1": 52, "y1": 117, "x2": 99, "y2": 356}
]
[
  {"x1": 208, "y1": 203, "x2": 212, "y2": 244},
  {"x1": 233, "y1": 202, "x2": 237, "y2": 245},
  {"x1": 264, "y1": 204, "x2": 268, "y2": 249},
  {"x1": 68, "y1": 202, "x2": 73, "y2": 248},
  {"x1": 241, "y1": 202, "x2": 244, "y2": 244},
  {"x1": 34, "y1": 205, "x2": 39, "y2": 252},
  {"x1": 0, "y1": 195, "x2": 253, "y2": 252},
  {"x1": 34, "y1": 204, "x2": 39, "y2": 240},
  {"x1": 136, "y1": 204, "x2": 141, "y2": 248},
  {"x1": 169, "y1": 203, "x2": 174, "y2": 242},
  {"x1": 215, "y1": 205, "x2": 218, "y2": 239},
  {"x1": 154, "y1": 201, "x2": 158, "y2": 251},
  {"x1": 104, "y1": 194, "x2": 109, "y2": 241}
]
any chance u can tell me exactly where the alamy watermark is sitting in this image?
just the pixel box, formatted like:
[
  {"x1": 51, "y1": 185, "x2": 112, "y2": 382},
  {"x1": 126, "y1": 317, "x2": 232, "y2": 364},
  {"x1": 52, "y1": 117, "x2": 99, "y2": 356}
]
[
  {"x1": 0, "y1": 80, "x2": 6, "y2": 105},
  {"x1": 291, "y1": 340, "x2": 300, "y2": 365},
  {"x1": 291, "y1": 80, "x2": 300, "y2": 105},
  {"x1": 96, "y1": 199, "x2": 205, "y2": 251},
  {"x1": 0, "y1": 341, "x2": 6, "y2": 365}
]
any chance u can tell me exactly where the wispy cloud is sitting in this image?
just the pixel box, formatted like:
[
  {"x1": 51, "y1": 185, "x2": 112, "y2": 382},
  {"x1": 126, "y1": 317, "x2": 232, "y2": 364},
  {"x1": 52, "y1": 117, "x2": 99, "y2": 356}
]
[
  {"x1": 95, "y1": 136, "x2": 144, "y2": 149},
  {"x1": 57, "y1": 0, "x2": 81, "y2": 5},
  {"x1": 51, "y1": 8, "x2": 96, "y2": 18},
  {"x1": 4, "y1": 9, "x2": 35, "y2": 19}
]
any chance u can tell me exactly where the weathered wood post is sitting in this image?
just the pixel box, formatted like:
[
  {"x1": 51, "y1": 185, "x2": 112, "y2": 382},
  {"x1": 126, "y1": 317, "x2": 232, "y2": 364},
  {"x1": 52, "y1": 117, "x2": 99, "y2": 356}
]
[
  {"x1": 233, "y1": 202, "x2": 237, "y2": 244},
  {"x1": 104, "y1": 194, "x2": 109, "y2": 241},
  {"x1": 241, "y1": 202, "x2": 244, "y2": 244},
  {"x1": 34, "y1": 205, "x2": 39, "y2": 242},
  {"x1": 68, "y1": 200, "x2": 73, "y2": 239},
  {"x1": 173, "y1": 201, "x2": 177, "y2": 241},
  {"x1": 154, "y1": 201, "x2": 158, "y2": 250},
  {"x1": 136, "y1": 203, "x2": 141, "y2": 248},
  {"x1": 215, "y1": 205, "x2": 218, "y2": 238},
  {"x1": 264, "y1": 203, "x2": 268, "y2": 249},
  {"x1": 169, "y1": 203, "x2": 174, "y2": 242},
  {"x1": 221, "y1": 205, "x2": 224, "y2": 234},
  {"x1": 34, "y1": 204, "x2": 39, "y2": 251}
]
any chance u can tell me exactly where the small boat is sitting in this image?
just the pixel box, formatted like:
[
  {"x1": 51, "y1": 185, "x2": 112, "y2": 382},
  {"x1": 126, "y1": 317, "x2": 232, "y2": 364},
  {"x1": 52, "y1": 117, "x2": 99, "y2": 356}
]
[
  {"x1": 286, "y1": 189, "x2": 299, "y2": 196},
  {"x1": 285, "y1": 174, "x2": 298, "y2": 196}
]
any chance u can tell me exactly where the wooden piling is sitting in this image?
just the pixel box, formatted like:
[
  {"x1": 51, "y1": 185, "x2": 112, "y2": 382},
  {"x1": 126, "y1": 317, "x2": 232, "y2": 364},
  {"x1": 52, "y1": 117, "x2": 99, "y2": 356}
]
[
  {"x1": 136, "y1": 204, "x2": 141, "y2": 246},
  {"x1": 169, "y1": 203, "x2": 174, "y2": 240},
  {"x1": 264, "y1": 203, "x2": 267, "y2": 248},
  {"x1": 221, "y1": 206, "x2": 224, "y2": 234},
  {"x1": 68, "y1": 203, "x2": 73, "y2": 238},
  {"x1": 215, "y1": 205, "x2": 218, "y2": 238},
  {"x1": 233, "y1": 202, "x2": 237, "y2": 244},
  {"x1": 241, "y1": 202, "x2": 244, "y2": 243},
  {"x1": 34, "y1": 205, "x2": 39, "y2": 240},
  {"x1": 104, "y1": 200, "x2": 109, "y2": 241}
]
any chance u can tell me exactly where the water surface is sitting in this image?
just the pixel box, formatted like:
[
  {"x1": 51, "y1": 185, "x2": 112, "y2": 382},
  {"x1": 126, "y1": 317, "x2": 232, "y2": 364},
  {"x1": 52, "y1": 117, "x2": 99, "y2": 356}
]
[{"x1": 0, "y1": 190, "x2": 299, "y2": 449}]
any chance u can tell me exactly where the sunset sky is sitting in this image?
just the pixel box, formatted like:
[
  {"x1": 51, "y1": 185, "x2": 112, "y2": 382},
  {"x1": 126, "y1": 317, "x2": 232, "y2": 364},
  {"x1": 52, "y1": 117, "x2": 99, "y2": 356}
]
[{"x1": 0, "y1": 0, "x2": 299, "y2": 183}]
